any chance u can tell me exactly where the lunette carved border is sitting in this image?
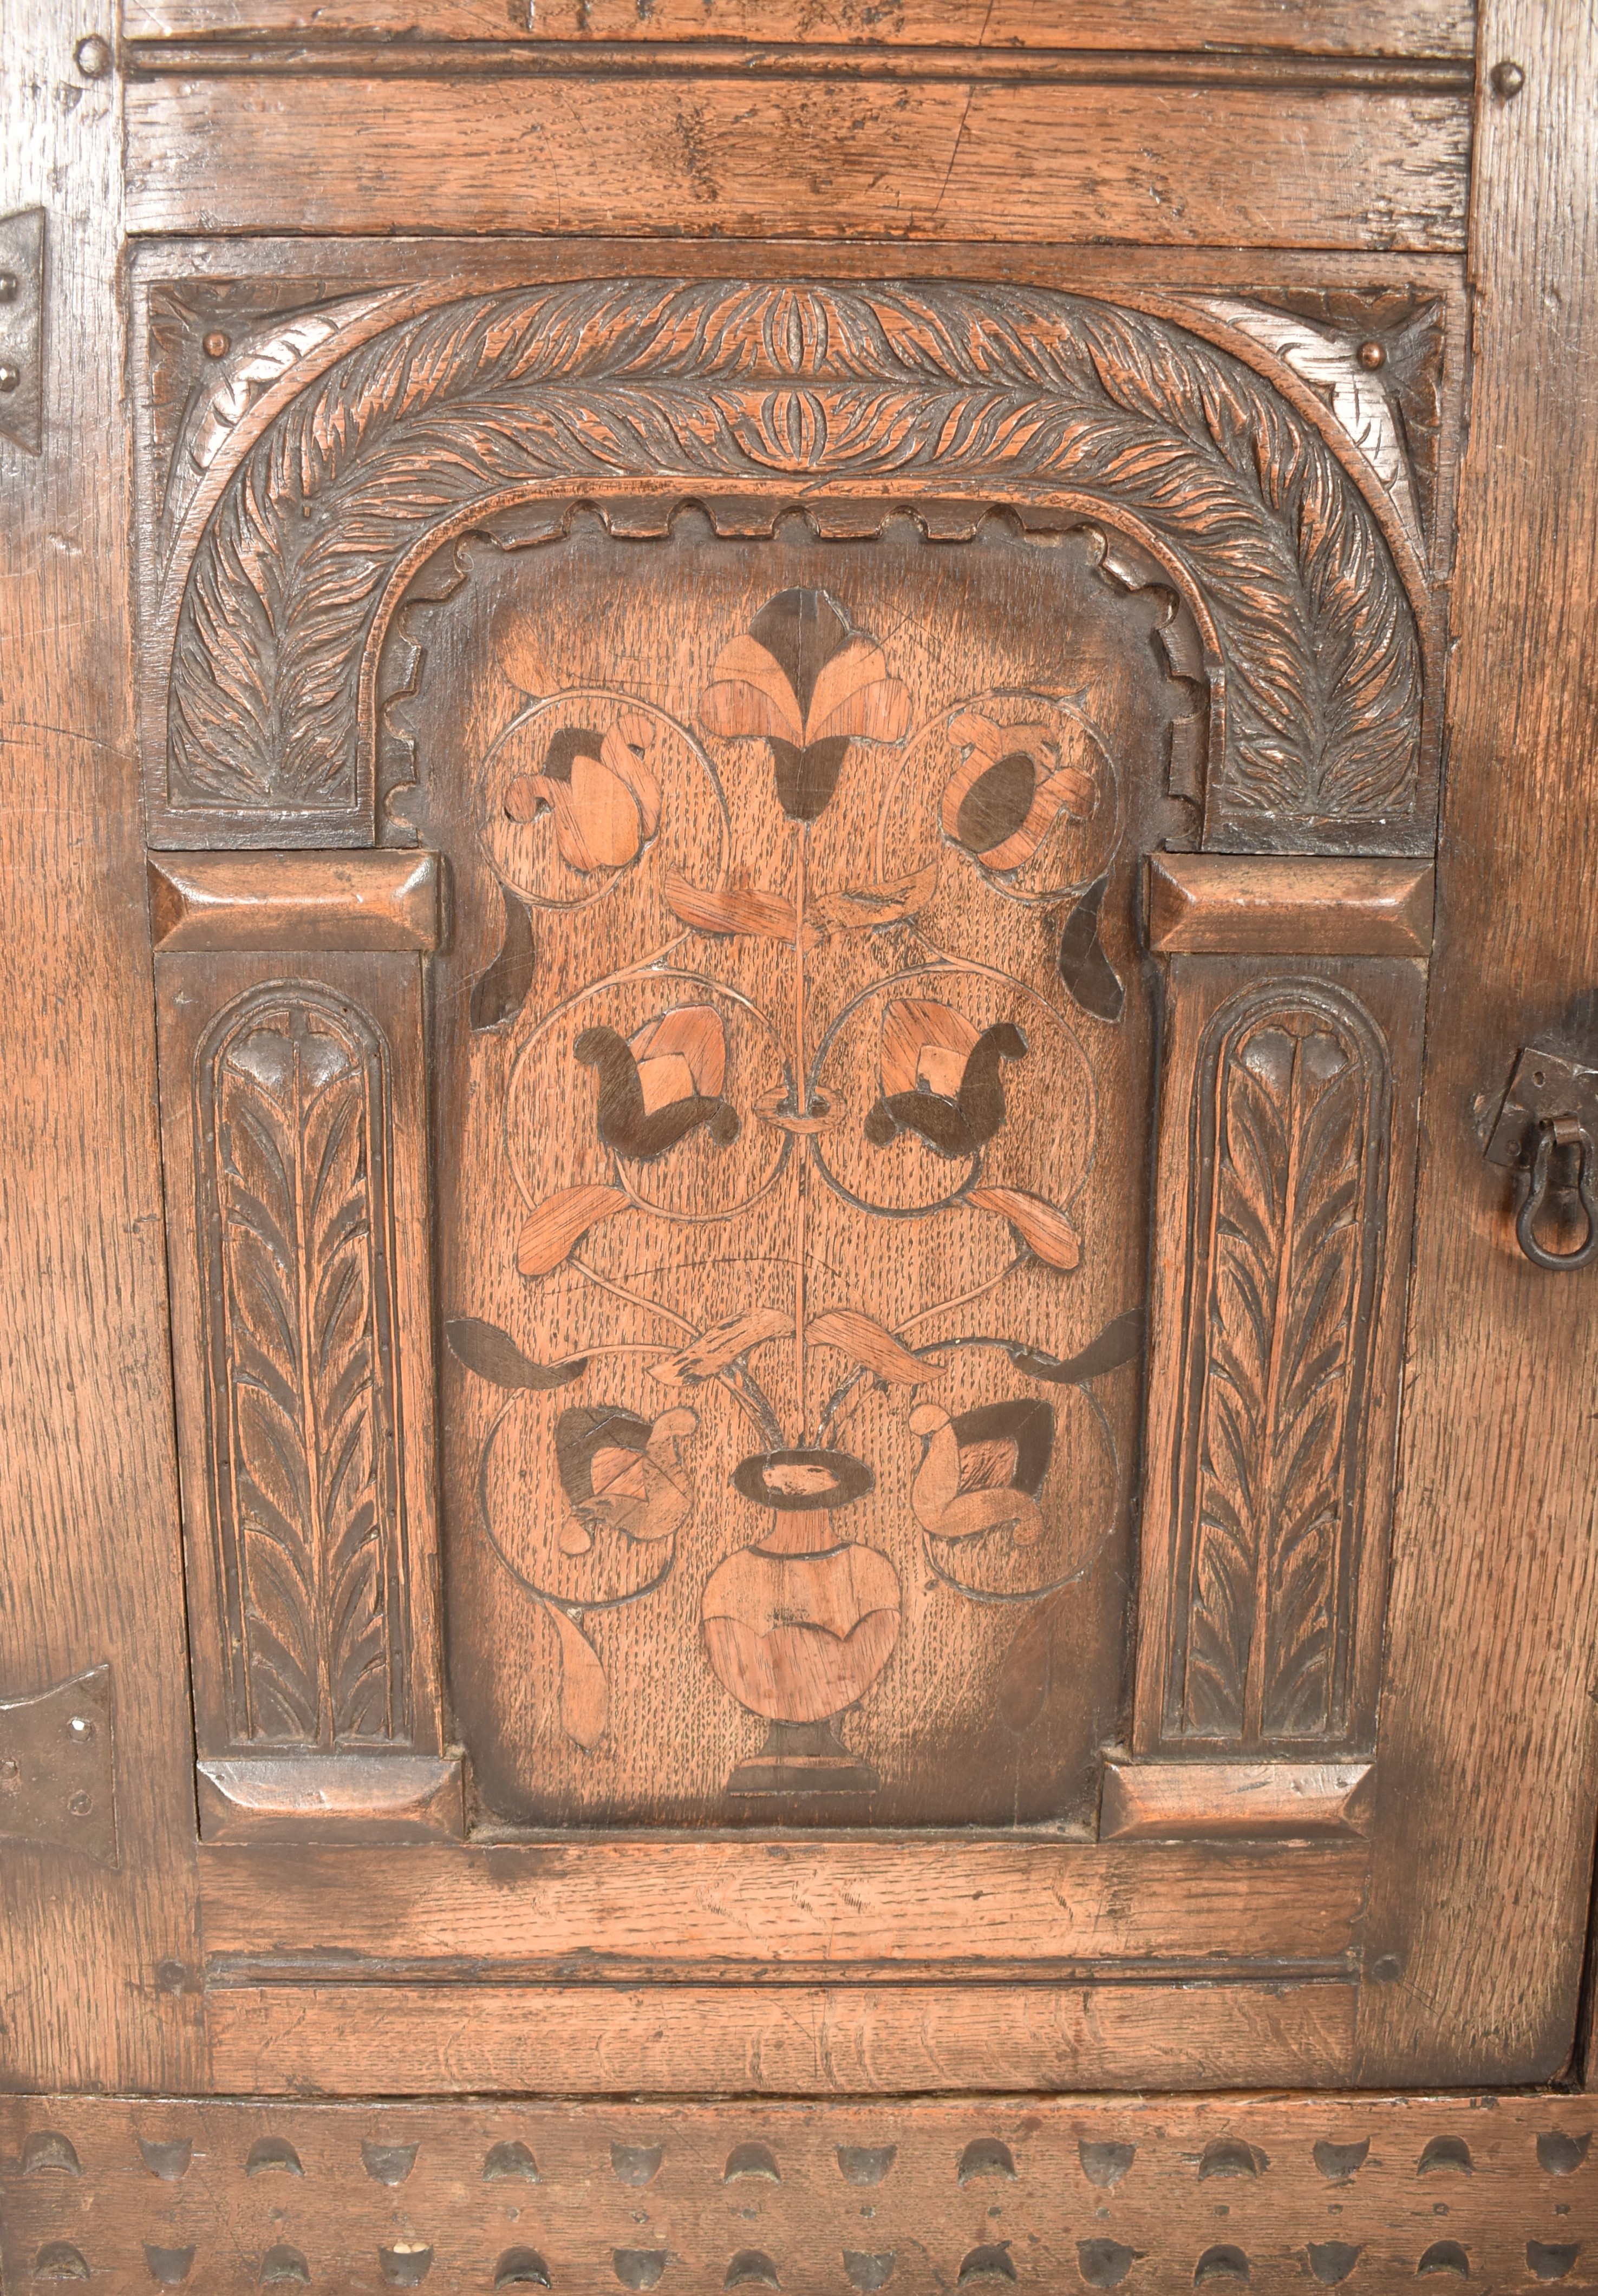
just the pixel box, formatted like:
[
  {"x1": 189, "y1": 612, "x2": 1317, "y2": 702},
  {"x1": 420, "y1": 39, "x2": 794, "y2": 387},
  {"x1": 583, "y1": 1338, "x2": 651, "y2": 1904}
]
[{"x1": 144, "y1": 277, "x2": 1435, "y2": 856}]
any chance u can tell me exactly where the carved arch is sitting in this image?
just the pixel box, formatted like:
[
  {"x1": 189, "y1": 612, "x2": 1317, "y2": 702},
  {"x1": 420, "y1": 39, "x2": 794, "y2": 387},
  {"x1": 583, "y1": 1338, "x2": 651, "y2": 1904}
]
[{"x1": 152, "y1": 279, "x2": 1426, "y2": 852}]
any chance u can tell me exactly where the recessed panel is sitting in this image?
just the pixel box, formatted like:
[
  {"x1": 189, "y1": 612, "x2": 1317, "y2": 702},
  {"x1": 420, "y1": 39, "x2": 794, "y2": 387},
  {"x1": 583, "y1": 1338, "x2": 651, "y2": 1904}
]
[{"x1": 405, "y1": 507, "x2": 1194, "y2": 1827}]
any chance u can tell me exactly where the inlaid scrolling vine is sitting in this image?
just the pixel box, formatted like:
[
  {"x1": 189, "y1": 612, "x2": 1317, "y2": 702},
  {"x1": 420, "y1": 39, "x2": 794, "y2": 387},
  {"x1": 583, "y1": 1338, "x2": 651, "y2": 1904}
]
[{"x1": 152, "y1": 278, "x2": 1429, "y2": 851}]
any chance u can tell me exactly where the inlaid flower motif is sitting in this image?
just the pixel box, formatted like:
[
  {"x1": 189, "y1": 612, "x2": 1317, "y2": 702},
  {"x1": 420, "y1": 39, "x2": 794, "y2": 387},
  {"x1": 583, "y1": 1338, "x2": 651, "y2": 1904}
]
[
  {"x1": 505, "y1": 712, "x2": 661, "y2": 873},
  {"x1": 575, "y1": 1004, "x2": 741, "y2": 1162},
  {"x1": 699, "y1": 587, "x2": 911, "y2": 820},
  {"x1": 862, "y1": 998, "x2": 1029, "y2": 1160},
  {"x1": 553, "y1": 1403, "x2": 699, "y2": 1556},
  {"x1": 942, "y1": 710, "x2": 1098, "y2": 872},
  {"x1": 909, "y1": 1398, "x2": 1054, "y2": 1548}
]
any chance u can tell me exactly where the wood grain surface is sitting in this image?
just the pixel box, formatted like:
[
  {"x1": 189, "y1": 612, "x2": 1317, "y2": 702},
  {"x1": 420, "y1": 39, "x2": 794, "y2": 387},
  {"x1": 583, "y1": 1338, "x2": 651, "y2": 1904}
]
[
  {"x1": 1145, "y1": 856, "x2": 1436, "y2": 954},
  {"x1": 197, "y1": 1837, "x2": 1369, "y2": 1976},
  {"x1": 0, "y1": 0, "x2": 203, "y2": 2094},
  {"x1": 203, "y1": 1979, "x2": 1358, "y2": 2095},
  {"x1": 120, "y1": 0, "x2": 1476, "y2": 56},
  {"x1": 1352, "y1": 2, "x2": 1598, "y2": 2087},
  {"x1": 122, "y1": 77, "x2": 1470, "y2": 248}
]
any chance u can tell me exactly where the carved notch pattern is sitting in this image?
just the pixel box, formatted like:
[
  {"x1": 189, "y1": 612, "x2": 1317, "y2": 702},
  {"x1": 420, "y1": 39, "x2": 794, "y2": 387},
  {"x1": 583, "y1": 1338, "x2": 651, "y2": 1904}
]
[
  {"x1": 162, "y1": 278, "x2": 1423, "y2": 841},
  {"x1": 197, "y1": 984, "x2": 410, "y2": 1747},
  {"x1": 1163, "y1": 982, "x2": 1391, "y2": 1748}
]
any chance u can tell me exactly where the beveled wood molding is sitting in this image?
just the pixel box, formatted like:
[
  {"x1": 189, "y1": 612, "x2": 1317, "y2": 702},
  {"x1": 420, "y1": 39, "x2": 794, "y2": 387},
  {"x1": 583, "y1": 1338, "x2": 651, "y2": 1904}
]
[
  {"x1": 148, "y1": 851, "x2": 443, "y2": 951},
  {"x1": 195, "y1": 1754, "x2": 465, "y2": 1844},
  {"x1": 1145, "y1": 854, "x2": 1435, "y2": 955},
  {"x1": 1100, "y1": 1758, "x2": 1374, "y2": 1840},
  {"x1": 4, "y1": 2091, "x2": 1591, "y2": 2296}
]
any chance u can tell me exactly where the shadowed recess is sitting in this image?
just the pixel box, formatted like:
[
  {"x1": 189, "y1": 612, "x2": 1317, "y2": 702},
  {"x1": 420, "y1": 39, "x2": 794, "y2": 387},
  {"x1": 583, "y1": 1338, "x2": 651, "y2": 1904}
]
[
  {"x1": 612, "y1": 2142, "x2": 664, "y2": 2186},
  {"x1": 32, "y1": 2246, "x2": 90, "y2": 2282},
  {"x1": 958, "y1": 2138, "x2": 1017, "y2": 2184},
  {"x1": 958, "y1": 2248, "x2": 1018, "y2": 2284},
  {"x1": 1199, "y1": 2140, "x2": 1265, "y2": 2180},
  {"x1": 837, "y1": 2145, "x2": 897, "y2": 2186},
  {"x1": 259, "y1": 2248, "x2": 310, "y2": 2287},
  {"x1": 495, "y1": 2251, "x2": 552, "y2": 2290},
  {"x1": 484, "y1": 2140, "x2": 541, "y2": 2182},
  {"x1": 246, "y1": 2137, "x2": 303, "y2": 2177},
  {"x1": 144, "y1": 2246, "x2": 197, "y2": 2287},
  {"x1": 362, "y1": 2140, "x2": 419, "y2": 2185},
  {"x1": 1195, "y1": 2248, "x2": 1250, "y2": 2285},
  {"x1": 138, "y1": 2137, "x2": 193, "y2": 2181},
  {"x1": 21, "y1": 2132, "x2": 81, "y2": 2177},
  {"x1": 1418, "y1": 2138, "x2": 1472, "y2": 2177},
  {"x1": 1079, "y1": 2140, "x2": 1137, "y2": 2189},
  {"x1": 725, "y1": 2141, "x2": 780, "y2": 2182},
  {"x1": 844, "y1": 2255, "x2": 897, "y2": 2292},
  {"x1": 379, "y1": 2247, "x2": 434, "y2": 2288},
  {"x1": 1308, "y1": 2243, "x2": 1363, "y2": 2286},
  {"x1": 1538, "y1": 2134, "x2": 1592, "y2": 2176},
  {"x1": 1314, "y1": 2140, "x2": 1371, "y2": 2182},
  {"x1": 1416, "y1": 2243, "x2": 1469, "y2": 2278},
  {"x1": 614, "y1": 2254, "x2": 668, "y2": 2291},
  {"x1": 725, "y1": 2255, "x2": 780, "y2": 2290},
  {"x1": 1527, "y1": 2245, "x2": 1581, "y2": 2284},
  {"x1": 1078, "y1": 2239, "x2": 1139, "y2": 2288}
]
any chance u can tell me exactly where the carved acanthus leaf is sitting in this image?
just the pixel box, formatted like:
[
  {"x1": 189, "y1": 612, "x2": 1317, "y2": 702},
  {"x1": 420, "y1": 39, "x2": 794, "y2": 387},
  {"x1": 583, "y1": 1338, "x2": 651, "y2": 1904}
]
[{"x1": 163, "y1": 279, "x2": 1424, "y2": 838}]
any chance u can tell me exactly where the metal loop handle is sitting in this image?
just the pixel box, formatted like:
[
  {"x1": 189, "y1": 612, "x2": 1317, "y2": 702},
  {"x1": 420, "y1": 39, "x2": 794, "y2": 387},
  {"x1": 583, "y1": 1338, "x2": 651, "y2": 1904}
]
[{"x1": 1515, "y1": 1117, "x2": 1598, "y2": 1270}]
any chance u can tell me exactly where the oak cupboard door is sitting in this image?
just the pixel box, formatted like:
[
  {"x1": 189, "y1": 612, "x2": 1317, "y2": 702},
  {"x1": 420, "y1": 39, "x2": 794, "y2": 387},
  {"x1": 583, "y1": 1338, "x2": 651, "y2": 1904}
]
[
  {"x1": 138, "y1": 252, "x2": 1434, "y2": 2095},
  {"x1": 3, "y1": 0, "x2": 1598, "y2": 2168}
]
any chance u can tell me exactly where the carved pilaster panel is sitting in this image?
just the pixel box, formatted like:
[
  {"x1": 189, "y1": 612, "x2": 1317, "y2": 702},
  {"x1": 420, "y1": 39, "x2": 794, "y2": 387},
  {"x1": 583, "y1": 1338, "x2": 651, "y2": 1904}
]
[
  {"x1": 1135, "y1": 959, "x2": 1423, "y2": 1757},
  {"x1": 155, "y1": 948, "x2": 452, "y2": 1837}
]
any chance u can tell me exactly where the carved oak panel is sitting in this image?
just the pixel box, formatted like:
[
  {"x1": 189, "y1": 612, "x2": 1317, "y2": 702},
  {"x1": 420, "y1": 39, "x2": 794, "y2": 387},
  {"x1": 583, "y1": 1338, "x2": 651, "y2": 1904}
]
[{"x1": 136, "y1": 263, "x2": 1444, "y2": 1847}]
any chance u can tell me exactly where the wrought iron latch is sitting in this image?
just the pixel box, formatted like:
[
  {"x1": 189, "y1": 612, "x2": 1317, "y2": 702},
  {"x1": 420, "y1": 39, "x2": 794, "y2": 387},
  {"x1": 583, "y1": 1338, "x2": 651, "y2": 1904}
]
[
  {"x1": 0, "y1": 209, "x2": 43, "y2": 455},
  {"x1": 1484, "y1": 1045, "x2": 1598, "y2": 1270}
]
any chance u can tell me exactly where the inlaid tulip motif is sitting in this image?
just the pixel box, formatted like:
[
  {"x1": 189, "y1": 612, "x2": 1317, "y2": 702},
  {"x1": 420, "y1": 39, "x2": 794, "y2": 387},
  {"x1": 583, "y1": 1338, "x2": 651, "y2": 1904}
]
[
  {"x1": 942, "y1": 709, "x2": 1098, "y2": 873},
  {"x1": 863, "y1": 998, "x2": 1029, "y2": 1160},
  {"x1": 505, "y1": 712, "x2": 661, "y2": 874}
]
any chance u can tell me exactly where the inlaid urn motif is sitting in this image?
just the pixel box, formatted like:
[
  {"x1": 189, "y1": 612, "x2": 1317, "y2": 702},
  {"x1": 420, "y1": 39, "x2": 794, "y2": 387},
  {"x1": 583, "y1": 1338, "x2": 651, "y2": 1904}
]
[{"x1": 701, "y1": 1449, "x2": 901, "y2": 1795}]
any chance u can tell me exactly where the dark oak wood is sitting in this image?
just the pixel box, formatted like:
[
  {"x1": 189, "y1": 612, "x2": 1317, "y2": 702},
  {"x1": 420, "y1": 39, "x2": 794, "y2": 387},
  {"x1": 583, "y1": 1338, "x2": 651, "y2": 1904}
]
[
  {"x1": 122, "y1": 78, "x2": 1470, "y2": 248},
  {"x1": 16, "y1": 2089, "x2": 1592, "y2": 2296},
  {"x1": 149, "y1": 851, "x2": 442, "y2": 951},
  {"x1": 1099, "y1": 1761, "x2": 1373, "y2": 1841},
  {"x1": 2, "y1": 0, "x2": 1595, "y2": 2212},
  {"x1": 120, "y1": 0, "x2": 1476, "y2": 54},
  {"x1": 0, "y1": 0, "x2": 203, "y2": 2095},
  {"x1": 203, "y1": 1979, "x2": 1358, "y2": 2096},
  {"x1": 197, "y1": 1837, "x2": 1369, "y2": 1976},
  {"x1": 1352, "y1": 0, "x2": 1598, "y2": 2088},
  {"x1": 1145, "y1": 855, "x2": 1436, "y2": 955}
]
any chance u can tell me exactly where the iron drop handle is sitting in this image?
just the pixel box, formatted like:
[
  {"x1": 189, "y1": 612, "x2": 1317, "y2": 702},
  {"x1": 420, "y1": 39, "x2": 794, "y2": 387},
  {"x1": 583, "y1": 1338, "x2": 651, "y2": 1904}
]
[
  {"x1": 1514, "y1": 1115, "x2": 1598, "y2": 1271},
  {"x1": 1484, "y1": 1045, "x2": 1598, "y2": 1271}
]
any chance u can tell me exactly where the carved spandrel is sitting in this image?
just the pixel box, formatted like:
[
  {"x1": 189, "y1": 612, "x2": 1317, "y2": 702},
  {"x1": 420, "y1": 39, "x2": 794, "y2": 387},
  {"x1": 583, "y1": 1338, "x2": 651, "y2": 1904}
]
[{"x1": 146, "y1": 277, "x2": 1430, "y2": 854}]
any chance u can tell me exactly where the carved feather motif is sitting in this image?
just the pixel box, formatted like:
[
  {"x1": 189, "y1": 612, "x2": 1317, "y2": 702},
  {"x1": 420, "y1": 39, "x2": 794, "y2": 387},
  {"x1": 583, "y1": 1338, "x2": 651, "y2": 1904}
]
[
  {"x1": 1170, "y1": 992, "x2": 1389, "y2": 1746},
  {"x1": 164, "y1": 280, "x2": 1424, "y2": 836},
  {"x1": 204, "y1": 990, "x2": 409, "y2": 1746}
]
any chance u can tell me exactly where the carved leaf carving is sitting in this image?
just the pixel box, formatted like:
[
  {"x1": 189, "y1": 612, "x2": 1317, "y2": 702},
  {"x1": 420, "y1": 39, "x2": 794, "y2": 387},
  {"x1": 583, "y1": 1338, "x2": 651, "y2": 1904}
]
[
  {"x1": 164, "y1": 280, "x2": 1423, "y2": 835},
  {"x1": 1169, "y1": 992, "x2": 1389, "y2": 1746},
  {"x1": 204, "y1": 990, "x2": 408, "y2": 1746}
]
